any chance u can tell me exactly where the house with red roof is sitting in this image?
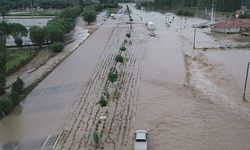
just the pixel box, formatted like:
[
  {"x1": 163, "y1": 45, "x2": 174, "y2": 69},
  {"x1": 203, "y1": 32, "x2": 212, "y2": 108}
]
[{"x1": 211, "y1": 19, "x2": 250, "y2": 33}]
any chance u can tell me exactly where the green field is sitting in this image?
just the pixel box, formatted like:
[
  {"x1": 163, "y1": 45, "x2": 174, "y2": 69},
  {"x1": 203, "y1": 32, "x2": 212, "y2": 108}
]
[
  {"x1": 6, "y1": 48, "x2": 36, "y2": 74},
  {"x1": 8, "y1": 9, "x2": 62, "y2": 16}
]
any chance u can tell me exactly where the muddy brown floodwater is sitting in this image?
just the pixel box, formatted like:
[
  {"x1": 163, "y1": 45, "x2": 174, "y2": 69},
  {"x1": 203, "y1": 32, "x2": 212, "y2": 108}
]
[
  {"x1": 1, "y1": 4, "x2": 250, "y2": 150},
  {"x1": 129, "y1": 4, "x2": 250, "y2": 150}
]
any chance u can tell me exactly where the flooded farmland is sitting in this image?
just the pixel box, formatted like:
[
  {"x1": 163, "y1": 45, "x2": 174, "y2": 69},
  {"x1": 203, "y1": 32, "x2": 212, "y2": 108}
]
[{"x1": 0, "y1": 17, "x2": 52, "y2": 46}]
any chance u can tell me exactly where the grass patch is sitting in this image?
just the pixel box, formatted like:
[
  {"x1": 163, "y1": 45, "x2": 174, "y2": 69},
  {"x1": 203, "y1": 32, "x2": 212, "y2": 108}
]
[
  {"x1": 6, "y1": 48, "x2": 36, "y2": 75},
  {"x1": 8, "y1": 9, "x2": 62, "y2": 16},
  {"x1": 106, "y1": 8, "x2": 119, "y2": 17}
]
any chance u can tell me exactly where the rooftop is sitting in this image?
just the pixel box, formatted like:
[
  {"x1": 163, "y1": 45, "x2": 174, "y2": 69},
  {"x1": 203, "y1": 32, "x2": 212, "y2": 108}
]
[{"x1": 212, "y1": 19, "x2": 250, "y2": 28}]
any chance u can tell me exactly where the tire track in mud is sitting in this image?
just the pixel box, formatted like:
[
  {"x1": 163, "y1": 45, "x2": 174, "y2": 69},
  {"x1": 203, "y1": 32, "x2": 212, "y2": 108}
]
[{"x1": 54, "y1": 26, "x2": 133, "y2": 150}]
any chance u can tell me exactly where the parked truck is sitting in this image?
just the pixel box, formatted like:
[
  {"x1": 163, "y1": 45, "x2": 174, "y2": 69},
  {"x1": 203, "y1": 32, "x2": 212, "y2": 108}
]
[{"x1": 133, "y1": 129, "x2": 148, "y2": 150}]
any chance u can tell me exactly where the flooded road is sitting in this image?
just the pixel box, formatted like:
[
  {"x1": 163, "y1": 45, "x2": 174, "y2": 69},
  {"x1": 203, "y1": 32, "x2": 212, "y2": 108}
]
[{"x1": 129, "y1": 4, "x2": 250, "y2": 150}]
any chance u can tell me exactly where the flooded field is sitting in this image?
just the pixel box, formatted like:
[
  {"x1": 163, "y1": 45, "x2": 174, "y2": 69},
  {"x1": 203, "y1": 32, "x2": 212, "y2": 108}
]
[{"x1": 0, "y1": 17, "x2": 52, "y2": 46}]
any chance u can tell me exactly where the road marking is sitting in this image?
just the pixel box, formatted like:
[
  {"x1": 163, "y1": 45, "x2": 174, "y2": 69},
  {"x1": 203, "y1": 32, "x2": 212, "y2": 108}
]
[
  {"x1": 52, "y1": 131, "x2": 63, "y2": 149},
  {"x1": 41, "y1": 134, "x2": 51, "y2": 150}
]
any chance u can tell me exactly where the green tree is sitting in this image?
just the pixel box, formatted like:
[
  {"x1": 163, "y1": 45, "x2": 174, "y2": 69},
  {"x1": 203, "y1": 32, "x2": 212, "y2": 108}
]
[
  {"x1": 9, "y1": 23, "x2": 28, "y2": 48},
  {"x1": 108, "y1": 70, "x2": 118, "y2": 83},
  {"x1": 0, "y1": 21, "x2": 11, "y2": 44},
  {"x1": 29, "y1": 26, "x2": 45, "y2": 48},
  {"x1": 83, "y1": 9, "x2": 97, "y2": 25},
  {"x1": 11, "y1": 77, "x2": 24, "y2": 95},
  {"x1": 0, "y1": 96, "x2": 13, "y2": 114},
  {"x1": 0, "y1": 6, "x2": 9, "y2": 19},
  {"x1": 10, "y1": 77, "x2": 24, "y2": 104},
  {"x1": 115, "y1": 54, "x2": 124, "y2": 63},
  {"x1": 51, "y1": 42, "x2": 64, "y2": 52},
  {"x1": 0, "y1": 36, "x2": 6, "y2": 95},
  {"x1": 47, "y1": 19, "x2": 65, "y2": 43}
]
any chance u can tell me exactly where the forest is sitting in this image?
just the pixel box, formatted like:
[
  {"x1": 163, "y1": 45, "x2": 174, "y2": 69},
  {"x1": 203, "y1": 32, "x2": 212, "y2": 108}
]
[{"x1": 138, "y1": 0, "x2": 249, "y2": 12}]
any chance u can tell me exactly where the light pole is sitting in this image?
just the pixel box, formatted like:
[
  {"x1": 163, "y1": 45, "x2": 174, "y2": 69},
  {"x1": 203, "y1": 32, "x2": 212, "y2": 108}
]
[
  {"x1": 243, "y1": 62, "x2": 250, "y2": 101},
  {"x1": 193, "y1": 28, "x2": 196, "y2": 49},
  {"x1": 30, "y1": 0, "x2": 33, "y2": 16}
]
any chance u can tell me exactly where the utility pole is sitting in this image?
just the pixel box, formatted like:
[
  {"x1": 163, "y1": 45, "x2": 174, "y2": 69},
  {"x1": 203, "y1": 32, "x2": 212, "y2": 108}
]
[
  {"x1": 243, "y1": 62, "x2": 250, "y2": 101},
  {"x1": 211, "y1": 3, "x2": 214, "y2": 22},
  {"x1": 193, "y1": 28, "x2": 196, "y2": 49},
  {"x1": 30, "y1": 0, "x2": 33, "y2": 16}
]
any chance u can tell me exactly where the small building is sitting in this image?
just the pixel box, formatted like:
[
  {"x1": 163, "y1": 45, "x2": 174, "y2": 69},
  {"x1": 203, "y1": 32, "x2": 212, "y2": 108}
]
[{"x1": 211, "y1": 19, "x2": 250, "y2": 33}]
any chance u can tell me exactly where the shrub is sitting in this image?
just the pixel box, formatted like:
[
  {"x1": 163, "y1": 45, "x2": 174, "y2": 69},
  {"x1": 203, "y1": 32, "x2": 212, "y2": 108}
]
[
  {"x1": 115, "y1": 55, "x2": 124, "y2": 63},
  {"x1": 108, "y1": 70, "x2": 118, "y2": 83},
  {"x1": 93, "y1": 130, "x2": 100, "y2": 146},
  {"x1": 11, "y1": 77, "x2": 24, "y2": 95},
  {"x1": 0, "y1": 96, "x2": 13, "y2": 114},
  {"x1": 119, "y1": 46, "x2": 126, "y2": 51},
  {"x1": 0, "y1": 74, "x2": 6, "y2": 95},
  {"x1": 98, "y1": 96, "x2": 107, "y2": 107},
  {"x1": 51, "y1": 42, "x2": 64, "y2": 52},
  {"x1": 126, "y1": 33, "x2": 131, "y2": 38},
  {"x1": 10, "y1": 77, "x2": 24, "y2": 105},
  {"x1": 177, "y1": 9, "x2": 195, "y2": 16}
]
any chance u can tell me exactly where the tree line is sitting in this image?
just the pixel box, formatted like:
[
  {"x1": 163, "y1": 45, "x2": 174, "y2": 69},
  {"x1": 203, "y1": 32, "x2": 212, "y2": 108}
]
[{"x1": 137, "y1": 0, "x2": 250, "y2": 12}]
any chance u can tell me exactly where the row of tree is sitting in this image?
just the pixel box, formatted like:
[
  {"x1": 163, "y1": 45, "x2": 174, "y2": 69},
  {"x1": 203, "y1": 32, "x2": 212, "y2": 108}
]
[
  {"x1": 137, "y1": 0, "x2": 249, "y2": 12},
  {"x1": 0, "y1": 0, "x2": 80, "y2": 10}
]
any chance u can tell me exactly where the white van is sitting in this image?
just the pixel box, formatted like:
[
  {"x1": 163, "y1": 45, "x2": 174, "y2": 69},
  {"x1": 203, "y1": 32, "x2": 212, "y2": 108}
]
[{"x1": 147, "y1": 22, "x2": 155, "y2": 31}]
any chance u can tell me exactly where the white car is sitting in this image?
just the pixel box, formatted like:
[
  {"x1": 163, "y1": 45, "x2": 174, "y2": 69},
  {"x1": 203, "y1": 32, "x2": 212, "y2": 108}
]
[{"x1": 134, "y1": 129, "x2": 148, "y2": 150}]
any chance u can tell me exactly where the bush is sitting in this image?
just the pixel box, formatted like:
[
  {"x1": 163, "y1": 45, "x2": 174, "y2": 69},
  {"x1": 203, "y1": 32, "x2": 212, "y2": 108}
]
[
  {"x1": 11, "y1": 77, "x2": 24, "y2": 95},
  {"x1": 51, "y1": 42, "x2": 64, "y2": 52},
  {"x1": 108, "y1": 70, "x2": 118, "y2": 83},
  {"x1": 93, "y1": 130, "x2": 100, "y2": 146},
  {"x1": 115, "y1": 55, "x2": 124, "y2": 63},
  {"x1": 126, "y1": 33, "x2": 131, "y2": 38},
  {"x1": 98, "y1": 96, "x2": 107, "y2": 107},
  {"x1": 119, "y1": 46, "x2": 126, "y2": 51},
  {"x1": 9, "y1": 77, "x2": 24, "y2": 105},
  {"x1": 0, "y1": 96, "x2": 13, "y2": 114},
  {"x1": 102, "y1": 3, "x2": 118, "y2": 8},
  {"x1": 60, "y1": 6, "x2": 82, "y2": 19},
  {"x1": 177, "y1": 9, "x2": 195, "y2": 16},
  {"x1": 0, "y1": 74, "x2": 6, "y2": 95}
]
